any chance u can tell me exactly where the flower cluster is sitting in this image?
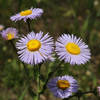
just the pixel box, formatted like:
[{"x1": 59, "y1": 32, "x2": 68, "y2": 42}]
[
  {"x1": 0, "y1": 7, "x2": 92, "y2": 99},
  {"x1": 15, "y1": 32, "x2": 91, "y2": 66}
]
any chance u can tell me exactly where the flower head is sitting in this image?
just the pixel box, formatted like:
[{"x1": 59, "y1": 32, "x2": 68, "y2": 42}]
[
  {"x1": 10, "y1": 8, "x2": 43, "y2": 22},
  {"x1": 0, "y1": 25, "x2": 4, "y2": 31},
  {"x1": 16, "y1": 31, "x2": 54, "y2": 65},
  {"x1": 0, "y1": 27, "x2": 18, "y2": 40},
  {"x1": 97, "y1": 86, "x2": 100, "y2": 96},
  {"x1": 47, "y1": 75, "x2": 78, "y2": 98},
  {"x1": 55, "y1": 34, "x2": 91, "y2": 65}
]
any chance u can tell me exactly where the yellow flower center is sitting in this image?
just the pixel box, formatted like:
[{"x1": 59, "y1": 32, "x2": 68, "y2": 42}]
[
  {"x1": 7, "y1": 33, "x2": 14, "y2": 40},
  {"x1": 57, "y1": 80, "x2": 70, "y2": 90},
  {"x1": 27, "y1": 40, "x2": 41, "y2": 52},
  {"x1": 65, "y1": 42, "x2": 80, "y2": 55},
  {"x1": 20, "y1": 10, "x2": 32, "y2": 16}
]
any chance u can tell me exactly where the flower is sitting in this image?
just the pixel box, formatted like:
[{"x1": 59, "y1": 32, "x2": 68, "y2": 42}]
[
  {"x1": 0, "y1": 25, "x2": 4, "y2": 31},
  {"x1": 55, "y1": 34, "x2": 91, "y2": 65},
  {"x1": 16, "y1": 31, "x2": 54, "y2": 65},
  {"x1": 47, "y1": 75, "x2": 78, "y2": 99},
  {"x1": 10, "y1": 8, "x2": 43, "y2": 22},
  {"x1": 0, "y1": 27, "x2": 18, "y2": 40},
  {"x1": 97, "y1": 86, "x2": 100, "y2": 96}
]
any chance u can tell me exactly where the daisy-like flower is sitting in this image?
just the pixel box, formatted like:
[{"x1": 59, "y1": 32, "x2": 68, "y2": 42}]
[
  {"x1": 16, "y1": 31, "x2": 54, "y2": 65},
  {"x1": 0, "y1": 25, "x2": 4, "y2": 31},
  {"x1": 1, "y1": 27, "x2": 18, "y2": 40},
  {"x1": 10, "y1": 8, "x2": 43, "y2": 22},
  {"x1": 55, "y1": 34, "x2": 91, "y2": 65},
  {"x1": 47, "y1": 75, "x2": 78, "y2": 99}
]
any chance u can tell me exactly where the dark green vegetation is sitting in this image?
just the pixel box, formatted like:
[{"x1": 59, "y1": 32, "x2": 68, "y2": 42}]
[{"x1": 0, "y1": 0, "x2": 100, "y2": 100}]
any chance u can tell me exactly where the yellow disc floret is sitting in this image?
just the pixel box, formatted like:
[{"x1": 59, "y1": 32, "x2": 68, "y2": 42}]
[
  {"x1": 57, "y1": 80, "x2": 70, "y2": 90},
  {"x1": 27, "y1": 40, "x2": 41, "y2": 52},
  {"x1": 65, "y1": 42, "x2": 80, "y2": 55},
  {"x1": 7, "y1": 33, "x2": 14, "y2": 40},
  {"x1": 20, "y1": 10, "x2": 32, "y2": 16}
]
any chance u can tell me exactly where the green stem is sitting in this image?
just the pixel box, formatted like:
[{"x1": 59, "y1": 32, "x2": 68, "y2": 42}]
[
  {"x1": 10, "y1": 40, "x2": 17, "y2": 53},
  {"x1": 27, "y1": 19, "x2": 31, "y2": 32},
  {"x1": 63, "y1": 90, "x2": 96, "y2": 100},
  {"x1": 78, "y1": 96, "x2": 80, "y2": 100},
  {"x1": 39, "y1": 61, "x2": 63, "y2": 94},
  {"x1": 17, "y1": 0, "x2": 22, "y2": 34},
  {"x1": 37, "y1": 65, "x2": 41, "y2": 100}
]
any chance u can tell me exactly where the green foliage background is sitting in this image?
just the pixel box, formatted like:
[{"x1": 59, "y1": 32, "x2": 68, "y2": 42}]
[{"x1": 0, "y1": 0, "x2": 100, "y2": 100}]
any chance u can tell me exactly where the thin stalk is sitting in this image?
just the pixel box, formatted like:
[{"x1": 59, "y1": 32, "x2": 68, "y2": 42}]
[
  {"x1": 26, "y1": 17, "x2": 37, "y2": 99},
  {"x1": 17, "y1": 0, "x2": 22, "y2": 34},
  {"x1": 37, "y1": 66, "x2": 41, "y2": 100},
  {"x1": 39, "y1": 61, "x2": 63, "y2": 94},
  {"x1": 27, "y1": 19, "x2": 31, "y2": 32},
  {"x1": 78, "y1": 96, "x2": 80, "y2": 100},
  {"x1": 82, "y1": 91, "x2": 95, "y2": 94},
  {"x1": 63, "y1": 90, "x2": 95, "y2": 100},
  {"x1": 10, "y1": 40, "x2": 17, "y2": 53}
]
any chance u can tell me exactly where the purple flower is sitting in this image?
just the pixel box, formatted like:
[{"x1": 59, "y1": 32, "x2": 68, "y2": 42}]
[
  {"x1": 16, "y1": 31, "x2": 54, "y2": 65},
  {"x1": 0, "y1": 27, "x2": 18, "y2": 40},
  {"x1": 10, "y1": 8, "x2": 43, "y2": 22},
  {"x1": 47, "y1": 75, "x2": 78, "y2": 99},
  {"x1": 0, "y1": 25, "x2": 4, "y2": 31},
  {"x1": 55, "y1": 34, "x2": 91, "y2": 65}
]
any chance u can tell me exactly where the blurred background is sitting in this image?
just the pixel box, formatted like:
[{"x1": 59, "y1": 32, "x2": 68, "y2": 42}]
[{"x1": 0, "y1": 0, "x2": 100, "y2": 100}]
